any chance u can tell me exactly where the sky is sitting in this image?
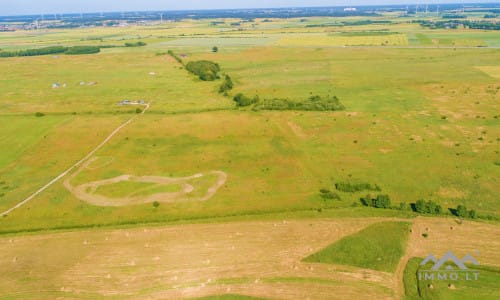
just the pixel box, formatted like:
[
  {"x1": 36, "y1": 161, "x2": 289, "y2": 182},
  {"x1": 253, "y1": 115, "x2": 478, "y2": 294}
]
[{"x1": 1, "y1": 0, "x2": 498, "y2": 16}]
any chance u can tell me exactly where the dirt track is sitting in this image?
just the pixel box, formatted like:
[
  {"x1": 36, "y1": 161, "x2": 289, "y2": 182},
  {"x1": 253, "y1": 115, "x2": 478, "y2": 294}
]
[
  {"x1": 1, "y1": 104, "x2": 150, "y2": 216},
  {"x1": 64, "y1": 157, "x2": 228, "y2": 206}
]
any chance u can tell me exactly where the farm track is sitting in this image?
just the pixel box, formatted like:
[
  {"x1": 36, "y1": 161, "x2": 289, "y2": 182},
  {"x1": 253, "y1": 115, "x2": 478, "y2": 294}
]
[{"x1": 0, "y1": 103, "x2": 150, "y2": 216}]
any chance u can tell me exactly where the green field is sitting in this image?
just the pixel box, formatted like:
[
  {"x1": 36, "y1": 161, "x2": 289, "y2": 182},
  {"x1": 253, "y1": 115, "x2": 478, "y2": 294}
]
[
  {"x1": 0, "y1": 15, "x2": 499, "y2": 233},
  {"x1": 0, "y1": 10, "x2": 499, "y2": 299},
  {"x1": 304, "y1": 221, "x2": 411, "y2": 272}
]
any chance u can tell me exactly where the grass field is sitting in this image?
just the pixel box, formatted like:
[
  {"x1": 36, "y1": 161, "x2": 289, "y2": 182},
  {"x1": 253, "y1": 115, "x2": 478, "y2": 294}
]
[
  {"x1": 404, "y1": 257, "x2": 500, "y2": 300},
  {"x1": 0, "y1": 11, "x2": 499, "y2": 300},
  {"x1": 304, "y1": 221, "x2": 411, "y2": 272}
]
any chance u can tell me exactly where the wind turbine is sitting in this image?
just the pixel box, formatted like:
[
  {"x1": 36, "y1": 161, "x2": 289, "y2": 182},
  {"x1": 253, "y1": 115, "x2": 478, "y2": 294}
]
[{"x1": 160, "y1": 13, "x2": 164, "y2": 24}]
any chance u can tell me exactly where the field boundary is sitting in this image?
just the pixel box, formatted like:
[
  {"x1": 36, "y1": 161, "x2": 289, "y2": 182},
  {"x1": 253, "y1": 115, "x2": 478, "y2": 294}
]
[{"x1": 0, "y1": 103, "x2": 150, "y2": 217}]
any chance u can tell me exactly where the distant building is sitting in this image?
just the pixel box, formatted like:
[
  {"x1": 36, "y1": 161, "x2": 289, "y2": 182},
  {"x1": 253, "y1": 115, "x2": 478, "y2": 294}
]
[
  {"x1": 344, "y1": 7, "x2": 357, "y2": 12},
  {"x1": 52, "y1": 82, "x2": 60, "y2": 89}
]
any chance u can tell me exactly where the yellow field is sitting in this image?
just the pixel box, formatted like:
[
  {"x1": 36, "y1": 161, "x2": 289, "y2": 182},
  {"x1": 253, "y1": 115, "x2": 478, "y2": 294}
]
[{"x1": 276, "y1": 33, "x2": 409, "y2": 47}]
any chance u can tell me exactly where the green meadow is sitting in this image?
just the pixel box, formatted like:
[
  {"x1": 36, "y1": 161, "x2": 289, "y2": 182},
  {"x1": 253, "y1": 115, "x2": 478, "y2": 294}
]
[{"x1": 304, "y1": 221, "x2": 411, "y2": 272}]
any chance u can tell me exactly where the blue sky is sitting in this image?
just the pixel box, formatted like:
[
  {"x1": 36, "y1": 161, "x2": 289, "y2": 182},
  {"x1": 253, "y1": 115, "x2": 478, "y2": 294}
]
[{"x1": 1, "y1": 0, "x2": 498, "y2": 16}]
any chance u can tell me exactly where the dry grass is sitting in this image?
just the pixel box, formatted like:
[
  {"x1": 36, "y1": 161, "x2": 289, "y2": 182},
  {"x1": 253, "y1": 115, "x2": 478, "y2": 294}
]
[{"x1": 0, "y1": 218, "x2": 398, "y2": 299}]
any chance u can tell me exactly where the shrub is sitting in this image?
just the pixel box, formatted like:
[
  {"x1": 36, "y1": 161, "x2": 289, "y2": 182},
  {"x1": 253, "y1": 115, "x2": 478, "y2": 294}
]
[
  {"x1": 212, "y1": 46, "x2": 219, "y2": 52},
  {"x1": 167, "y1": 50, "x2": 183, "y2": 64},
  {"x1": 255, "y1": 95, "x2": 345, "y2": 112},
  {"x1": 319, "y1": 189, "x2": 341, "y2": 200},
  {"x1": 374, "y1": 194, "x2": 391, "y2": 209},
  {"x1": 125, "y1": 41, "x2": 146, "y2": 47},
  {"x1": 64, "y1": 46, "x2": 101, "y2": 55},
  {"x1": 233, "y1": 93, "x2": 259, "y2": 107},
  {"x1": 219, "y1": 75, "x2": 234, "y2": 94},
  {"x1": 335, "y1": 182, "x2": 381, "y2": 193},
  {"x1": 399, "y1": 202, "x2": 409, "y2": 211},
  {"x1": 468, "y1": 210, "x2": 477, "y2": 219},
  {"x1": 153, "y1": 201, "x2": 160, "y2": 208},
  {"x1": 414, "y1": 200, "x2": 442, "y2": 215},
  {"x1": 1, "y1": 46, "x2": 68, "y2": 58},
  {"x1": 35, "y1": 112, "x2": 45, "y2": 117},
  {"x1": 456, "y1": 205, "x2": 468, "y2": 218},
  {"x1": 135, "y1": 108, "x2": 142, "y2": 114}
]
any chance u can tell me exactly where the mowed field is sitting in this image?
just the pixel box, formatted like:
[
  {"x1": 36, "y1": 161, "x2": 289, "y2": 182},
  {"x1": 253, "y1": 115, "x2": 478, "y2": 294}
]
[
  {"x1": 0, "y1": 217, "x2": 498, "y2": 299},
  {"x1": 0, "y1": 14, "x2": 499, "y2": 299}
]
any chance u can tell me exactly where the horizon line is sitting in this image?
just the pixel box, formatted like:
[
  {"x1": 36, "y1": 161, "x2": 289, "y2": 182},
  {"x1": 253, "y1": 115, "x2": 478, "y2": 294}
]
[{"x1": 1, "y1": 1, "x2": 499, "y2": 18}]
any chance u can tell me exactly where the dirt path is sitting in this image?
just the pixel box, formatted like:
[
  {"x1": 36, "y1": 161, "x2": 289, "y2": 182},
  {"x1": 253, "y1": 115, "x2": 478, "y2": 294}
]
[
  {"x1": 64, "y1": 157, "x2": 227, "y2": 206},
  {"x1": 1, "y1": 104, "x2": 149, "y2": 216}
]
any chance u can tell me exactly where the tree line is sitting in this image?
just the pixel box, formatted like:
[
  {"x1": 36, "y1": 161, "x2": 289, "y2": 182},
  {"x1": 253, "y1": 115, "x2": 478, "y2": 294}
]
[{"x1": 0, "y1": 45, "x2": 102, "y2": 57}]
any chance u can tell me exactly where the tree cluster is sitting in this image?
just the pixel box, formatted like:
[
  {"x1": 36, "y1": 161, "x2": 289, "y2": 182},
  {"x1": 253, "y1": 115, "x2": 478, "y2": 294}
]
[
  {"x1": 360, "y1": 194, "x2": 391, "y2": 209},
  {"x1": 415, "y1": 19, "x2": 499, "y2": 30},
  {"x1": 233, "y1": 93, "x2": 259, "y2": 107},
  {"x1": 255, "y1": 95, "x2": 345, "y2": 111},
  {"x1": 185, "y1": 60, "x2": 221, "y2": 81},
  {"x1": 0, "y1": 45, "x2": 102, "y2": 57},
  {"x1": 414, "y1": 199, "x2": 443, "y2": 215}
]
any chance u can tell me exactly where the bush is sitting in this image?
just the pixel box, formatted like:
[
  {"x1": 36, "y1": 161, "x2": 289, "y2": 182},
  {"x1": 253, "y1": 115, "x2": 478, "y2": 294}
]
[
  {"x1": 319, "y1": 189, "x2": 341, "y2": 200},
  {"x1": 153, "y1": 201, "x2": 160, "y2": 208},
  {"x1": 414, "y1": 199, "x2": 442, "y2": 215},
  {"x1": 35, "y1": 112, "x2": 45, "y2": 117},
  {"x1": 399, "y1": 202, "x2": 409, "y2": 211},
  {"x1": 167, "y1": 50, "x2": 183, "y2": 64},
  {"x1": 255, "y1": 95, "x2": 345, "y2": 111},
  {"x1": 373, "y1": 194, "x2": 391, "y2": 209},
  {"x1": 335, "y1": 182, "x2": 381, "y2": 193},
  {"x1": 212, "y1": 46, "x2": 219, "y2": 52},
  {"x1": 125, "y1": 41, "x2": 146, "y2": 47},
  {"x1": 233, "y1": 93, "x2": 259, "y2": 107},
  {"x1": 185, "y1": 60, "x2": 220, "y2": 81},
  {"x1": 219, "y1": 75, "x2": 234, "y2": 94},
  {"x1": 456, "y1": 205, "x2": 468, "y2": 218},
  {"x1": 135, "y1": 108, "x2": 142, "y2": 114},
  {"x1": 64, "y1": 46, "x2": 100, "y2": 55}
]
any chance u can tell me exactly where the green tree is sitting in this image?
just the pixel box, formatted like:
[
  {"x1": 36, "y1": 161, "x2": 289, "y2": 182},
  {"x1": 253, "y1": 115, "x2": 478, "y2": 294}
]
[
  {"x1": 212, "y1": 46, "x2": 219, "y2": 53},
  {"x1": 415, "y1": 199, "x2": 426, "y2": 213}
]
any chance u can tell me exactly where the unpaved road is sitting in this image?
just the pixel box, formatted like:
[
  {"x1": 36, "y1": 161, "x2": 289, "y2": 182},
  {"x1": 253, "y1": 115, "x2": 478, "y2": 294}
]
[{"x1": 1, "y1": 104, "x2": 149, "y2": 216}]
